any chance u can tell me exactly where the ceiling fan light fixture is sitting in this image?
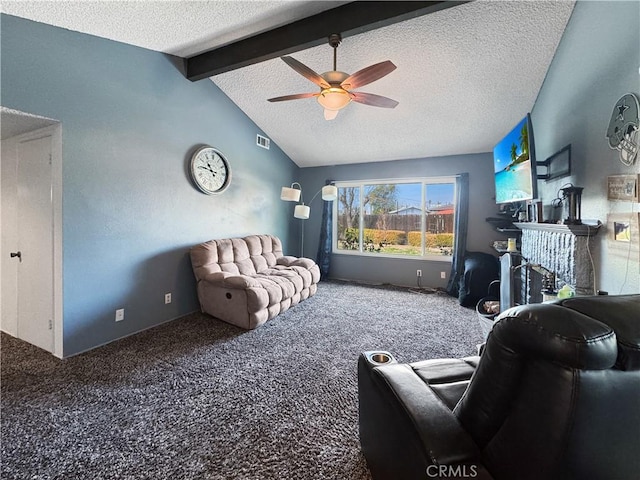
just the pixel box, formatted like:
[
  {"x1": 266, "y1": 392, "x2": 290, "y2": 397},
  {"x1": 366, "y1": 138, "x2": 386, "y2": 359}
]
[
  {"x1": 317, "y1": 87, "x2": 351, "y2": 111},
  {"x1": 268, "y1": 33, "x2": 397, "y2": 119},
  {"x1": 324, "y1": 109, "x2": 339, "y2": 121}
]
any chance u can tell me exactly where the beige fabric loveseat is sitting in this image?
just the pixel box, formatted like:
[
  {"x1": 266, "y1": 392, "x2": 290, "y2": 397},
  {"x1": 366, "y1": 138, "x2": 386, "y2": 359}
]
[{"x1": 190, "y1": 234, "x2": 320, "y2": 329}]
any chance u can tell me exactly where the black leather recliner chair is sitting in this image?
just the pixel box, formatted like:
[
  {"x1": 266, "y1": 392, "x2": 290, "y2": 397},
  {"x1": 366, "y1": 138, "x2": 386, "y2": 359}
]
[{"x1": 358, "y1": 294, "x2": 640, "y2": 480}]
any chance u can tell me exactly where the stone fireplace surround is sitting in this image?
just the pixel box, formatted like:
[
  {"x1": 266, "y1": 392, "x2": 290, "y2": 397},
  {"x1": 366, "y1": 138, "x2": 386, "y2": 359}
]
[{"x1": 514, "y1": 222, "x2": 601, "y2": 303}]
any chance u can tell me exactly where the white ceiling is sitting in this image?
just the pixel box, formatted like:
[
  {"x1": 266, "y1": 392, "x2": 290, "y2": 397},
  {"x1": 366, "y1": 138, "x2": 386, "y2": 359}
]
[
  {"x1": 0, "y1": 107, "x2": 59, "y2": 140},
  {"x1": 1, "y1": 0, "x2": 575, "y2": 168}
]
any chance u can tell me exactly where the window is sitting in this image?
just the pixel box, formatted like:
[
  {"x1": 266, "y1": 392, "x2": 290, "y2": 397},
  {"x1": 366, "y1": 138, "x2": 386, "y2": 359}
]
[{"x1": 334, "y1": 178, "x2": 456, "y2": 259}]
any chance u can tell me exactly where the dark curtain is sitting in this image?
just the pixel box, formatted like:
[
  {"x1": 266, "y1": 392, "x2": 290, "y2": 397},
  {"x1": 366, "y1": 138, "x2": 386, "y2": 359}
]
[
  {"x1": 316, "y1": 181, "x2": 333, "y2": 280},
  {"x1": 446, "y1": 173, "x2": 469, "y2": 296}
]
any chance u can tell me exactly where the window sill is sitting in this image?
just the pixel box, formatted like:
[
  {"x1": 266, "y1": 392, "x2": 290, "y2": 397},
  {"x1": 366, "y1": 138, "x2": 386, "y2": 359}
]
[{"x1": 331, "y1": 250, "x2": 453, "y2": 262}]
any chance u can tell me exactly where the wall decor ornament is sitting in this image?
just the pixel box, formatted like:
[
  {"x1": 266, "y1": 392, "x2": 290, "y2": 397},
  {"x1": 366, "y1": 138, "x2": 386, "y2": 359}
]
[
  {"x1": 189, "y1": 146, "x2": 231, "y2": 195},
  {"x1": 607, "y1": 174, "x2": 639, "y2": 202},
  {"x1": 606, "y1": 93, "x2": 639, "y2": 166},
  {"x1": 607, "y1": 212, "x2": 640, "y2": 262}
]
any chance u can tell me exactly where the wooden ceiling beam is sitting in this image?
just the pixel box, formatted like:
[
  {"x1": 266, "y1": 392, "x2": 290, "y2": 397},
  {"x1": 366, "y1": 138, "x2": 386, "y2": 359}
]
[{"x1": 185, "y1": 1, "x2": 468, "y2": 81}]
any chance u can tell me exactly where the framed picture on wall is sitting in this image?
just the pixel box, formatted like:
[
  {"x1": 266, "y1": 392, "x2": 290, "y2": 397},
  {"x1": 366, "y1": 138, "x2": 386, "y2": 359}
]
[
  {"x1": 614, "y1": 221, "x2": 631, "y2": 241},
  {"x1": 607, "y1": 174, "x2": 639, "y2": 202},
  {"x1": 607, "y1": 213, "x2": 640, "y2": 261}
]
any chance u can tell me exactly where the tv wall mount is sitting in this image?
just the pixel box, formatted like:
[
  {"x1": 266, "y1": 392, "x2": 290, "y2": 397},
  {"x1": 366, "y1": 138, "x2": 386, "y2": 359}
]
[{"x1": 537, "y1": 144, "x2": 571, "y2": 181}]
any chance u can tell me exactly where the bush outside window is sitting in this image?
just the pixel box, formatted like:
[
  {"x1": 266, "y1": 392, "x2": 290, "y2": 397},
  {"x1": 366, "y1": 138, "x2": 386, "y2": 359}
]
[{"x1": 334, "y1": 179, "x2": 456, "y2": 258}]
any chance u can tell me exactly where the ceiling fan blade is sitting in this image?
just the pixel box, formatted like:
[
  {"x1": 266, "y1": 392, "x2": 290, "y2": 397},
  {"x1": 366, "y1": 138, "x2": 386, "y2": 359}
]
[
  {"x1": 341, "y1": 61, "x2": 397, "y2": 90},
  {"x1": 281, "y1": 56, "x2": 330, "y2": 89},
  {"x1": 350, "y1": 92, "x2": 399, "y2": 109},
  {"x1": 268, "y1": 92, "x2": 319, "y2": 102},
  {"x1": 324, "y1": 109, "x2": 339, "y2": 121}
]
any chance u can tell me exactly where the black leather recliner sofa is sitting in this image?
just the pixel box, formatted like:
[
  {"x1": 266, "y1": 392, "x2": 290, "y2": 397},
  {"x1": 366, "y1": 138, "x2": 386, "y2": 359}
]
[{"x1": 358, "y1": 294, "x2": 640, "y2": 480}]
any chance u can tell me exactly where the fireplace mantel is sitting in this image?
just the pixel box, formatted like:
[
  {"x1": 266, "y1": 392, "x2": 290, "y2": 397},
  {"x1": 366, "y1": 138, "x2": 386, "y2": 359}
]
[
  {"x1": 514, "y1": 221, "x2": 602, "y2": 300},
  {"x1": 514, "y1": 221, "x2": 602, "y2": 236}
]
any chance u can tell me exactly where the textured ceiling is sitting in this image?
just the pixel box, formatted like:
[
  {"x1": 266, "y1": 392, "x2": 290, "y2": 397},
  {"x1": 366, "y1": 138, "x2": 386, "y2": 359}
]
[
  {"x1": 0, "y1": 107, "x2": 59, "y2": 140},
  {"x1": 1, "y1": 1, "x2": 575, "y2": 168},
  {"x1": 0, "y1": 1, "x2": 347, "y2": 57}
]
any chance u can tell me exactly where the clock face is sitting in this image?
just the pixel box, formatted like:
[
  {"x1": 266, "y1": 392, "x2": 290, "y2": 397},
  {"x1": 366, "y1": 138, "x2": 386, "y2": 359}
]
[{"x1": 190, "y1": 146, "x2": 231, "y2": 195}]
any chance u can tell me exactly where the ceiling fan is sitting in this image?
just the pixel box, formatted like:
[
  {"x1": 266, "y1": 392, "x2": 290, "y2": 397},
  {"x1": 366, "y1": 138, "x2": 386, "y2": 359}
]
[{"x1": 267, "y1": 33, "x2": 398, "y2": 120}]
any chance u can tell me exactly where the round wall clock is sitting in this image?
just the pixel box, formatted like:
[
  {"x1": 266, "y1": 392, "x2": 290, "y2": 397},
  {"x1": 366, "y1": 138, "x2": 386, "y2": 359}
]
[{"x1": 190, "y1": 146, "x2": 231, "y2": 195}]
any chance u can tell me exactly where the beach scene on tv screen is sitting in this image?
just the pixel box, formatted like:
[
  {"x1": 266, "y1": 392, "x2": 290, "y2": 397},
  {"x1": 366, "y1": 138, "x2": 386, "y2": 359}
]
[{"x1": 494, "y1": 117, "x2": 533, "y2": 203}]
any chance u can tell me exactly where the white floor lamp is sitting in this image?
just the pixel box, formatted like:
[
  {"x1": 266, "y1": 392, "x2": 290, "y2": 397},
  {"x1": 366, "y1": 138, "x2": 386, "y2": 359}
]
[{"x1": 280, "y1": 182, "x2": 338, "y2": 257}]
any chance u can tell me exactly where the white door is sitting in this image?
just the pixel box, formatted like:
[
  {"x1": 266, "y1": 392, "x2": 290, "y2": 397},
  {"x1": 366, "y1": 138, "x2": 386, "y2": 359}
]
[{"x1": 15, "y1": 135, "x2": 54, "y2": 352}]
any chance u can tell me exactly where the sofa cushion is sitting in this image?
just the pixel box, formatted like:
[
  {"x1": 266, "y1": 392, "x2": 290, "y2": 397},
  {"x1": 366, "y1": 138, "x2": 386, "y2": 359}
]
[
  {"x1": 410, "y1": 358, "x2": 479, "y2": 410},
  {"x1": 246, "y1": 234, "x2": 281, "y2": 267}
]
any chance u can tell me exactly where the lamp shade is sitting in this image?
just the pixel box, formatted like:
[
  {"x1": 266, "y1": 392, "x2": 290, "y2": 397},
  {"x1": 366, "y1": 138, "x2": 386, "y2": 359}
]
[
  {"x1": 294, "y1": 204, "x2": 310, "y2": 219},
  {"x1": 317, "y1": 88, "x2": 351, "y2": 111},
  {"x1": 324, "y1": 109, "x2": 339, "y2": 121},
  {"x1": 321, "y1": 185, "x2": 338, "y2": 201},
  {"x1": 281, "y1": 186, "x2": 301, "y2": 202}
]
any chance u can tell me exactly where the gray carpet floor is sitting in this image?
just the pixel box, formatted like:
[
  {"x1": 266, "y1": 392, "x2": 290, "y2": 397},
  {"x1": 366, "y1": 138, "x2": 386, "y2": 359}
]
[{"x1": 1, "y1": 280, "x2": 484, "y2": 480}]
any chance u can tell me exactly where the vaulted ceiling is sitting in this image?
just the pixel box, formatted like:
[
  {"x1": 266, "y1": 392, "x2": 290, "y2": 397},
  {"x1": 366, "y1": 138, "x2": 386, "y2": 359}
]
[{"x1": 1, "y1": 1, "x2": 575, "y2": 167}]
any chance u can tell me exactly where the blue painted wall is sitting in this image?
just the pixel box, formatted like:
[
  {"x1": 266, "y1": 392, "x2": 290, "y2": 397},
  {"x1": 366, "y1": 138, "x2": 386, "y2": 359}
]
[
  {"x1": 298, "y1": 152, "x2": 498, "y2": 288},
  {"x1": 1, "y1": 15, "x2": 298, "y2": 356},
  {"x1": 532, "y1": 0, "x2": 639, "y2": 294}
]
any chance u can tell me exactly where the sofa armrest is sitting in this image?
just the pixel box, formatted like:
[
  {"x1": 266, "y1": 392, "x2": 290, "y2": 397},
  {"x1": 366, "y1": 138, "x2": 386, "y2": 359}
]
[
  {"x1": 375, "y1": 363, "x2": 482, "y2": 466},
  {"x1": 277, "y1": 256, "x2": 315, "y2": 269},
  {"x1": 204, "y1": 272, "x2": 231, "y2": 283},
  {"x1": 359, "y1": 356, "x2": 490, "y2": 480},
  {"x1": 203, "y1": 272, "x2": 262, "y2": 289}
]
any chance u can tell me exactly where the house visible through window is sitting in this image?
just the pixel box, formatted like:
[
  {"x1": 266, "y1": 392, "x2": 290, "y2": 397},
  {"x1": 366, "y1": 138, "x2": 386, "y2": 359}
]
[{"x1": 333, "y1": 178, "x2": 456, "y2": 258}]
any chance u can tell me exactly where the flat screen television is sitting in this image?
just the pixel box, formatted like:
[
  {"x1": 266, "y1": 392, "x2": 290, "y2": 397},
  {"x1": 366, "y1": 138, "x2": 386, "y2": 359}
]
[{"x1": 493, "y1": 114, "x2": 537, "y2": 205}]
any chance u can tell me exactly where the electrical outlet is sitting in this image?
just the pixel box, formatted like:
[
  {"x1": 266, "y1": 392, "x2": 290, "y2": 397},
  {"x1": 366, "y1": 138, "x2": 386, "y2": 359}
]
[
  {"x1": 440, "y1": 271, "x2": 446, "y2": 279},
  {"x1": 115, "y1": 309, "x2": 125, "y2": 322},
  {"x1": 416, "y1": 269, "x2": 422, "y2": 277},
  {"x1": 165, "y1": 293, "x2": 172, "y2": 304}
]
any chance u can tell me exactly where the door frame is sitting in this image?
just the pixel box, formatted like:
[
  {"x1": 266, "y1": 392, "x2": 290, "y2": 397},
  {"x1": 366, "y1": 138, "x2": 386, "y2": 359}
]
[{"x1": 1, "y1": 122, "x2": 63, "y2": 358}]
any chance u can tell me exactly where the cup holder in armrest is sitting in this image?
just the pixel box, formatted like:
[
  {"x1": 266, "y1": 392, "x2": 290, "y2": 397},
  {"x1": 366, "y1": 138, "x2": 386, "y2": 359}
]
[{"x1": 363, "y1": 351, "x2": 396, "y2": 366}]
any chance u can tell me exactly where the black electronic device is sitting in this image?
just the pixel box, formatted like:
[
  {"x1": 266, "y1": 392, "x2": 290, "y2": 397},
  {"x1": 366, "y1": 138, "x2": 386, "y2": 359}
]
[{"x1": 493, "y1": 114, "x2": 538, "y2": 205}]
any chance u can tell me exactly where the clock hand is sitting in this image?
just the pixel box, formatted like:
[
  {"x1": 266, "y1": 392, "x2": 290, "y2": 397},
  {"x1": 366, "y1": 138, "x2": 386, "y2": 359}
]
[{"x1": 198, "y1": 165, "x2": 216, "y2": 175}]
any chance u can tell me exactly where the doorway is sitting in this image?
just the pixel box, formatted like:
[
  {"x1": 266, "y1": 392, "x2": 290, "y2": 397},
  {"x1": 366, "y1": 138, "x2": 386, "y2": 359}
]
[{"x1": 1, "y1": 107, "x2": 63, "y2": 357}]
